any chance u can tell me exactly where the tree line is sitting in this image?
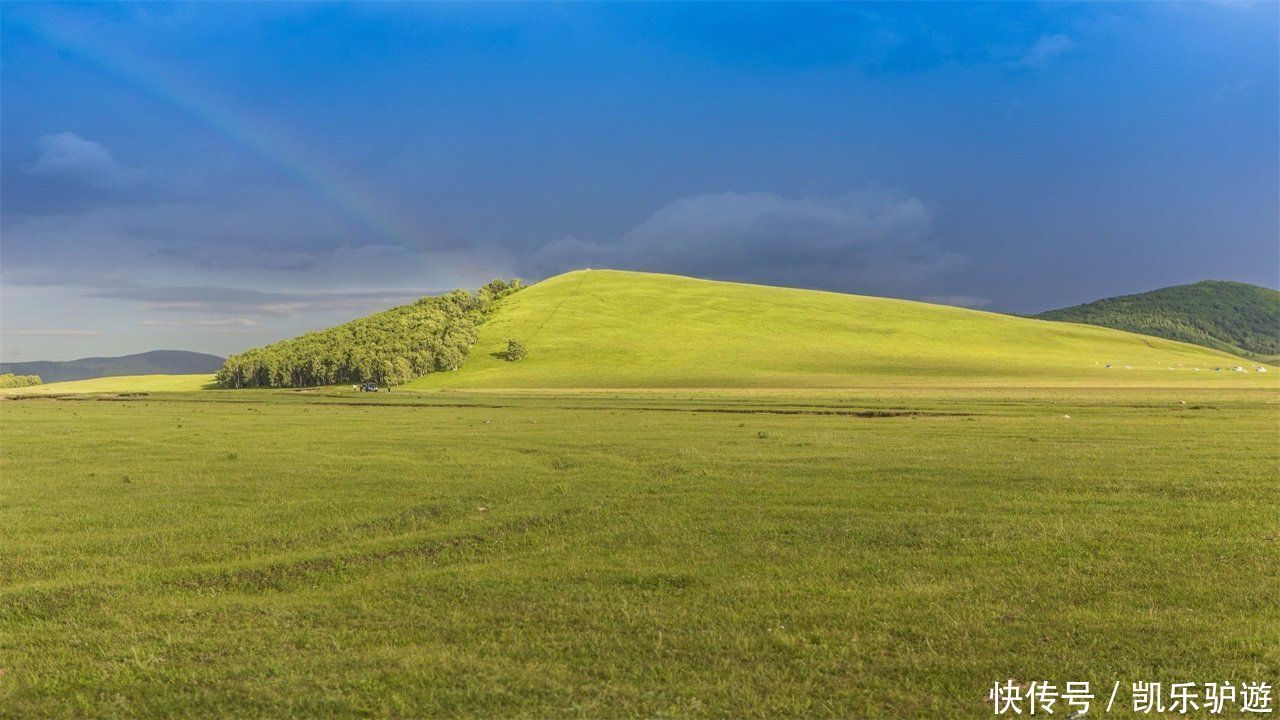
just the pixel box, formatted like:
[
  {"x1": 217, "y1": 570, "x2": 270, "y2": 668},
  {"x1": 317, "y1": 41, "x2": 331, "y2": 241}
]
[
  {"x1": 216, "y1": 279, "x2": 523, "y2": 388},
  {"x1": 1067, "y1": 312, "x2": 1279, "y2": 358},
  {"x1": 0, "y1": 373, "x2": 42, "y2": 388}
]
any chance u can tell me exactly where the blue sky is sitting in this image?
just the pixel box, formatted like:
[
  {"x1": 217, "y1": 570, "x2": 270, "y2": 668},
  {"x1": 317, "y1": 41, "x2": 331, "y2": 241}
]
[{"x1": 2, "y1": 2, "x2": 1276, "y2": 361}]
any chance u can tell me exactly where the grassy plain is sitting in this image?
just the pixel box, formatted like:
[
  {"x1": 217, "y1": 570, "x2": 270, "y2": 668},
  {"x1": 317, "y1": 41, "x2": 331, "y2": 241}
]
[
  {"x1": 2, "y1": 385, "x2": 1277, "y2": 717},
  {"x1": 1, "y1": 374, "x2": 215, "y2": 396}
]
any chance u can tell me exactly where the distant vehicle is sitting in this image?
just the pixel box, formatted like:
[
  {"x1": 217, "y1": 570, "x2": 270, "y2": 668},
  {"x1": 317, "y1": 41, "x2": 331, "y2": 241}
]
[{"x1": 359, "y1": 382, "x2": 379, "y2": 392}]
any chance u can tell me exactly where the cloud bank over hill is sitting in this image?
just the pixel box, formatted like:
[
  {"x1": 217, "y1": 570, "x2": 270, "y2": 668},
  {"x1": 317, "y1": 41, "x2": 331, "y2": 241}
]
[{"x1": 528, "y1": 189, "x2": 964, "y2": 298}]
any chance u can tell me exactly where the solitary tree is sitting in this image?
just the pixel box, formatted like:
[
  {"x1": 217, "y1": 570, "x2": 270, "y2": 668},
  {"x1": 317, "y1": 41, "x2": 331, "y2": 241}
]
[{"x1": 504, "y1": 339, "x2": 527, "y2": 361}]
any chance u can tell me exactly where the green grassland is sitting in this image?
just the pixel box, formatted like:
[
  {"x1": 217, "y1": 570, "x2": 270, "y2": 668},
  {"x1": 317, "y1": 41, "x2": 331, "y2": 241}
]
[
  {"x1": 408, "y1": 270, "x2": 1274, "y2": 390},
  {"x1": 3, "y1": 271, "x2": 1277, "y2": 716},
  {"x1": 1, "y1": 374, "x2": 215, "y2": 395},
  {"x1": 2, "y1": 386, "x2": 1277, "y2": 717}
]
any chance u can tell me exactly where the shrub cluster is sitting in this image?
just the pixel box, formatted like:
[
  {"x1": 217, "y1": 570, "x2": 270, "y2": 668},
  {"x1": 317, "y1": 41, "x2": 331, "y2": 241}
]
[
  {"x1": 216, "y1": 279, "x2": 523, "y2": 388},
  {"x1": 502, "y1": 339, "x2": 527, "y2": 362},
  {"x1": 0, "y1": 373, "x2": 42, "y2": 388}
]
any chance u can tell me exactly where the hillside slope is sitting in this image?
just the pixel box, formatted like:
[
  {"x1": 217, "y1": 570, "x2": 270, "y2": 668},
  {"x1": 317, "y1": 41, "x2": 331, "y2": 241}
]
[
  {"x1": 408, "y1": 270, "x2": 1275, "y2": 389},
  {"x1": 1036, "y1": 280, "x2": 1279, "y2": 362},
  {"x1": 0, "y1": 350, "x2": 224, "y2": 383}
]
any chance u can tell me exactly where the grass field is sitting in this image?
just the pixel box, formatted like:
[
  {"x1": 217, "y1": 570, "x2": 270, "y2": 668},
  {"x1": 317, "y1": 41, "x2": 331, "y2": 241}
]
[
  {"x1": 3, "y1": 272, "x2": 1276, "y2": 716},
  {"x1": 2, "y1": 385, "x2": 1277, "y2": 717},
  {"x1": 408, "y1": 270, "x2": 1273, "y2": 390},
  {"x1": 1, "y1": 374, "x2": 215, "y2": 396}
]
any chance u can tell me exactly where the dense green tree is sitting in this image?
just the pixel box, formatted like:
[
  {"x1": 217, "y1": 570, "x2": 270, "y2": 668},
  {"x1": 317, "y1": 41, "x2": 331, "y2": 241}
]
[
  {"x1": 216, "y1": 280, "x2": 523, "y2": 388},
  {"x1": 0, "y1": 373, "x2": 42, "y2": 388}
]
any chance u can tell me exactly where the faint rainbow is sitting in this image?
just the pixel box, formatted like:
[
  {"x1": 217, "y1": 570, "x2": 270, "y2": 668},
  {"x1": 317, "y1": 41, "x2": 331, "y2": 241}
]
[{"x1": 16, "y1": 16, "x2": 417, "y2": 247}]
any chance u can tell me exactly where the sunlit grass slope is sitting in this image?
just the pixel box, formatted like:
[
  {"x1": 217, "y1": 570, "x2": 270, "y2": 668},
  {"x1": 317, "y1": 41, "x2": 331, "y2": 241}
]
[
  {"x1": 410, "y1": 270, "x2": 1275, "y2": 389},
  {"x1": 1, "y1": 373, "x2": 215, "y2": 395}
]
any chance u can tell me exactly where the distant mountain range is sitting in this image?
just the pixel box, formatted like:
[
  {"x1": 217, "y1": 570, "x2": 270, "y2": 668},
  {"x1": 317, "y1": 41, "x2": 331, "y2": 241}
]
[
  {"x1": 1036, "y1": 280, "x2": 1279, "y2": 362},
  {"x1": 0, "y1": 350, "x2": 225, "y2": 383}
]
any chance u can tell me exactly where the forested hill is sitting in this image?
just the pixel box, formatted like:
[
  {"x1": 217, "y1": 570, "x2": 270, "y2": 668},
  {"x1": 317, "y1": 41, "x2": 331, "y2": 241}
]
[
  {"x1": 0, "y1": 350, "x2": 224, "y2": 383},
  {"x1": 216, "y1": 279, "x2": 522, "y2": 388},
  {"x1": 1036, "y1": 280, "x2": 1280, "y2": 361}
]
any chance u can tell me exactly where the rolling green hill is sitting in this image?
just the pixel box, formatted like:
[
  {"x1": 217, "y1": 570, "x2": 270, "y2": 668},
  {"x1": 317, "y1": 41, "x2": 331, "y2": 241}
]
[
  {"x1": 1036, "y1": 280, "x2": 1280, "y2": 362},
  {"x1": 408, "y1": 269, "x2": 1275, "y2": 389},
  {"x1": 10, "y1": 271, "x2": 1273, "y2": 396}
]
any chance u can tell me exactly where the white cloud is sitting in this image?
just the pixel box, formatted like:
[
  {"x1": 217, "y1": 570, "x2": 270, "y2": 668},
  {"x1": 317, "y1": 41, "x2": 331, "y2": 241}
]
[
  {"x1": 921, "y1": 294, "x2": 991, "y2": 309},
  {"x1": 1011, "y1": 34, "x2": 1074, "y2": 69},
  {"x1": 3, "y1": 328, "x2": 105, "y2": 337},
  {"x1": 86, "y1": 283, "x2": 431, "y2": 317},
  {"x1": 527, "y1": 189, "x2": 964, "y2": 298},
  {"x1": 28, "y1": 133, "x2": 136, "y2": 186},
  {"x1": 140, "y1": 318, "x2": 260, "y2": 327}
]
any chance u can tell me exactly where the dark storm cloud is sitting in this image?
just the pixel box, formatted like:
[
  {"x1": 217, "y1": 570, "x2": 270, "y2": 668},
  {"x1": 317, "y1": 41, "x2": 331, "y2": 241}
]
[
  {"x1": 527, "y1": 189, "x2": 966, "y2": 298},
  {"x1": 2, "y1": 2, "x2": 1276, "y2": 361}
]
